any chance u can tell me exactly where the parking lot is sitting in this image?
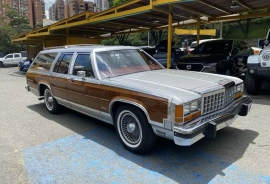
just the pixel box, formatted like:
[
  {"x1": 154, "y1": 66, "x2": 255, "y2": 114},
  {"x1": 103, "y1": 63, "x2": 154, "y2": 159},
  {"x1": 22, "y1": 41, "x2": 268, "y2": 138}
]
[{"x1": 1, "y1": 67, "x2": 270, "y2": 184}]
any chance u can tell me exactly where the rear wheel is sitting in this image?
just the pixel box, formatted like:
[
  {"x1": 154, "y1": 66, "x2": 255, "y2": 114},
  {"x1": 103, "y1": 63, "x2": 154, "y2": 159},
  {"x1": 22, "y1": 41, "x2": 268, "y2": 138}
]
[
  {"x1": 115, "y1": 105, "x2": 157, "y2": 154},
  {"x1": 44, "y1": 87, "x2": 60, "y2": 114},
  {"x1": 0, "y1": 61, "x2": 5, "y2": 68},
  {"x1": 245, "y1": 71, "x2": 262, "y2": 95}
]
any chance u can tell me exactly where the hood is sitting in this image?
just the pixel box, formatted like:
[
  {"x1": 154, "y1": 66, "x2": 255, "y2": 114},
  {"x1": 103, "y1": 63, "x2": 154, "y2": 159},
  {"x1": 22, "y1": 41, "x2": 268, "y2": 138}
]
[{"x1": 107, "y1": 69, "x2": 242, "y2": 103}]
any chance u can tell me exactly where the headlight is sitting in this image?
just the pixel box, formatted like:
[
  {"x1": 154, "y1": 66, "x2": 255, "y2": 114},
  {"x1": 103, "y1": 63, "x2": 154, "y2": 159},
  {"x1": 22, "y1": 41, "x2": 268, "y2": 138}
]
[
  {"x1": 234, "y1": 83, "x2": 244, "y2": 99},
  {"x1": 24, "y1": 61, "x2": 30, "y2": 65},
  {"x1": 175, "y1": 99, "x2": 201, "y2": 123},
  {"x1": 234, "y1": 83, "x2": 243, "y2": 93}
]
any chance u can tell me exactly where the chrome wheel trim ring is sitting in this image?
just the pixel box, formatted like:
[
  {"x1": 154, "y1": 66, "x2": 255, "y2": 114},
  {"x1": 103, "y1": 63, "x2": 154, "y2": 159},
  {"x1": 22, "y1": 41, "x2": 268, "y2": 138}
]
[
  {"x1": 117, "y1": 110, "x2": 142, "y2": 148},
  {"x1": 44, "y1": 89, "x2": 53, "y2": 111}
]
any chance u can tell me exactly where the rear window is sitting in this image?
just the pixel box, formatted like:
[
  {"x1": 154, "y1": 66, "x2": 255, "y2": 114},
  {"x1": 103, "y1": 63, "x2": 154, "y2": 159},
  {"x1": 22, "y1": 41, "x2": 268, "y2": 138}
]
[
  {"x1": 189, "y1": 43, "x2": 197, "y2": 48},
  {"x1": 31, "y1": 53, "x2": 58, "y2": 71}
]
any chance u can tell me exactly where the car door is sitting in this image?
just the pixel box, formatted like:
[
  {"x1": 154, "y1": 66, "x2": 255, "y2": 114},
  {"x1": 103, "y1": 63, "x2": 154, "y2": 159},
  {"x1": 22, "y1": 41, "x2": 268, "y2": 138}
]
[
  {"x1": 50, "y1": 53, "x2": 74, "y2": 107},
  {"x1": 67, "y1": 53, "x2": 101, "y2": 119},
  {"x1": 13, "y1": 54, "x2": 21, "y2": 64},
  {"x1": 3, "y1": 54, "x2": 14, "y2": 65}
]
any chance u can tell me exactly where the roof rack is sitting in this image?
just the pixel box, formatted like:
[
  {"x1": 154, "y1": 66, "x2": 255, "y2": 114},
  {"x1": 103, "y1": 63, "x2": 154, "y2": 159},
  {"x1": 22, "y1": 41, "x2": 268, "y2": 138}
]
[{"x1": 43, "y1": 44, "x2": 101, "y2": 50}]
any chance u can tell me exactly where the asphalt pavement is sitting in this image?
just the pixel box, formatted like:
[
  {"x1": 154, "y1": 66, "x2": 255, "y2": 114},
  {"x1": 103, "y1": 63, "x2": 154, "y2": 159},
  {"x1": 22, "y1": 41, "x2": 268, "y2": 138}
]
[{"x1": 0, "y1": 67, "x2": 270, "y2": 184}]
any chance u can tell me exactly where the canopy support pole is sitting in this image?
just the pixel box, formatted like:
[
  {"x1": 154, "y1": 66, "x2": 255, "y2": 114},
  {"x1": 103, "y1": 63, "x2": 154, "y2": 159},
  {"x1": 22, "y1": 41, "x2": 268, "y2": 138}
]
[
  {"x1": 167, "y1": 5, "x2": 172, "y2": 69},
  {"x1": 196, "y1": 18, "x2": 201, "y2": 45}
]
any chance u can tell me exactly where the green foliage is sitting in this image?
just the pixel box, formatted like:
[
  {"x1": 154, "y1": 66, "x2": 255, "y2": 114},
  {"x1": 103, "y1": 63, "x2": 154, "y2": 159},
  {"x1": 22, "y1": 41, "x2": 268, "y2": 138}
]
[
  {"x1": 113, "y1": 0, "x2": 129, "y2": 6},
  {"x1": 0, "y1": 8, "x2": 30, "y2": 53},
  {"x1": 0, "y1": 25, "x2": 25, "y2": 53},
  {"x1": 7, "y1": 9, "x2": 32, "y2": 34},
  {"x1": 233, "y1": 39, "x2": 248, "y2": 50},
  {"x1": 108, "y1": 0, "x2": 114, "y2": 8}
]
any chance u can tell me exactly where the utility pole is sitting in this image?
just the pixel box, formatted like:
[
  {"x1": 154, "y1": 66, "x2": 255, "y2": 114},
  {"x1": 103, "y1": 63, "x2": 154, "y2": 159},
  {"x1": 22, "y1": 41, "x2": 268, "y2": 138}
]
[{"x1": 220, "y1": 22, "x2": 223, "y2": 38}]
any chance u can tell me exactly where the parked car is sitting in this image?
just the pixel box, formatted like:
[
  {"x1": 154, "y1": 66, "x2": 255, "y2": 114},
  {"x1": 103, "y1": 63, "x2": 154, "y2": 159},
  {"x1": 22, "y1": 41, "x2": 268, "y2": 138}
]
[
  {"x1": 245, "y1": 29, "x2": 270, "y2": 94},
  {"x1": 18, "y1": 58, "x2": 33, "y2": 72},
  {"x1": 0, "y1": 52, "x2": 27, "y2": 67},
  {"x1": 187, "y1": 39, "x2": 220, "y2": 54},
  {"x1": 173, "y1": 39, "x2": 248, "y2": 76},
  {"x1": 25, "y1": 45, "x2": 252, "y2": 153},
  {"x1": 141, "y1": 40, "x2": 184, "y2": 68}
]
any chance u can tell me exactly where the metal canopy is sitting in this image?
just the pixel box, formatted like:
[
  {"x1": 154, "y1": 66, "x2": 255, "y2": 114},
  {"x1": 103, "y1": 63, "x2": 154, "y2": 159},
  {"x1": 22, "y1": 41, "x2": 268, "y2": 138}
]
[
  {"x1": 12, "y1": 0, "x2": 270, "y2": 43},
  {"x1": 11, "y1": 0, "x2": 270, "y2": 67}
]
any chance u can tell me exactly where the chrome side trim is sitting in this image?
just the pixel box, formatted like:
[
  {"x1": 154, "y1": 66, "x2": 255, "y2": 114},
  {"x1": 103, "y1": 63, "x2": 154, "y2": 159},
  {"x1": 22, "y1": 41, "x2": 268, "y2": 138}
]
[
  {"x1": 57, "y1": 100, "x2": 113, "y2": 125},
  {"x1": 109, "y1": 99, "x2": 164, "y2": 127},
  {"x1": 101, "y1": 111, "x2": 114, "y2": 125},
  {"x1": 54, "y1": 96, "x2": 70, "y2": 107}
]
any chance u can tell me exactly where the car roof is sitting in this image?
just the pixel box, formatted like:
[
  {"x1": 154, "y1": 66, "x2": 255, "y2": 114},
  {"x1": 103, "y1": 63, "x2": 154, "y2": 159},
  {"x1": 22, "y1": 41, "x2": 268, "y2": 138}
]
[
  {"x1": 190, "y1": 39, "x2": 223, "y2": 44},
  {"x1": 39, "y1": 45, "x2": 139, "y2": 54}
]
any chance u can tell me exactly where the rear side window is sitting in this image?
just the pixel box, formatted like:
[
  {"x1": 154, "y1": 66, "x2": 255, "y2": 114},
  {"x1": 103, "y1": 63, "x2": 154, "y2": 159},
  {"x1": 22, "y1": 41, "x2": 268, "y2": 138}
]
[
  {"x1": 14, "y1": 54, "x2": 20, "y2": 58},
  {"x1": 53, "y1": 54, "x2": 73, "y2": 74},
  {"x1": 72, "y1": 53, "x2": 94, "y2": 77},
  {"x1": 31, "y1": 53, "x2": 57, "y2": 71}
]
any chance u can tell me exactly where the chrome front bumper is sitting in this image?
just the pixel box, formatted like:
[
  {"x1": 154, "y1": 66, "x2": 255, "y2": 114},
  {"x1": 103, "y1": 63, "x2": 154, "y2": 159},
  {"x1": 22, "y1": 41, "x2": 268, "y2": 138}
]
[{"x1": 173, "y1": 96, "x2": 252, "y2": 146}]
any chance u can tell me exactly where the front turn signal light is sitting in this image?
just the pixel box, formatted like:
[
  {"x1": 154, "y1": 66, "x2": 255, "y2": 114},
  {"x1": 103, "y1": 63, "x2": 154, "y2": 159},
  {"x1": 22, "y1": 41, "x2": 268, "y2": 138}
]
[
  {"x1": 234, "y1": 91, "x2": 244, "y2": 99},
  {"x1": 175, "y1": 105, "x2": 183, "y2": 123}
]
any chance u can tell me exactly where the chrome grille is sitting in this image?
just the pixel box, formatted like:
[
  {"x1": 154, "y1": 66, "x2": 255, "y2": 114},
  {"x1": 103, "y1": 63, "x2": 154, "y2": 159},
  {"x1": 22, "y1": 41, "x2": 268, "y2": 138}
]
[{"x1": 202, "y1": 87, "x2": 234, "y2": 115}]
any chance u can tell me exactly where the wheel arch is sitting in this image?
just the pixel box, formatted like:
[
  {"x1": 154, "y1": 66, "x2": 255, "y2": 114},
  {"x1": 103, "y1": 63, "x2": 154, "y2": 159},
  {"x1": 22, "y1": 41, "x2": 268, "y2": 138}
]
[
  {"x1": 38, "y1": 82, "x2": 53, "y2": 97},
  {"x1": 109, "y1": 99, "x2": 151, "y2": 125}
]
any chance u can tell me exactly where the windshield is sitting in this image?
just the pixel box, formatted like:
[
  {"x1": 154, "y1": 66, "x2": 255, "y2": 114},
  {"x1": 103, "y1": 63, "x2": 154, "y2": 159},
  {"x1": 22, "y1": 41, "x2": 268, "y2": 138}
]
[{"x1": 95, "y1": 49, "x2": 164, "y2": 79}]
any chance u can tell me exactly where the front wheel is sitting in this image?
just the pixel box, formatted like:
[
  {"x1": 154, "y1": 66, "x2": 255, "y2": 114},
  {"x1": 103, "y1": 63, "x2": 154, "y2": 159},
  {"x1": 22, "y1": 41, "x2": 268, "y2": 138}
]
[
  {"x1": 44, "y1": 87, "x2": 60, "y2": 114},
  {"x1": 115, "y1": 105, "x2": 157, "y2": 154},
  {"x1": 245, "y1": 71, "x2": 262, "y2": 95}
]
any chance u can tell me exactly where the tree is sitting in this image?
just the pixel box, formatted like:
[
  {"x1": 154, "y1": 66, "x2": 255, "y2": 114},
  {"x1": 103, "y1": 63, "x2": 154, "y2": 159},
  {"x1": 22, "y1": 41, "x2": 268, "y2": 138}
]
[
  {"x1": 150, "y1": 30, "x2": 167, "y2": 45},
  {"x1": 116, "y1": 34, "x2": 130, "y2": 45},
  {"x1": 0, "y1": 25, "x2": 24, "y2": 53},
  {"x1": 7, "y1": 8, "x2": 32, "y2": 34},
  {"x1": 108, "y1": 0, "x2": 114, "y2": 8},
  {"x1": 113, "y1": 0, "x2": 129, "y2": 6},
  {"x1": 238, "y1": 19, "x2": 251, "y2": 40}
]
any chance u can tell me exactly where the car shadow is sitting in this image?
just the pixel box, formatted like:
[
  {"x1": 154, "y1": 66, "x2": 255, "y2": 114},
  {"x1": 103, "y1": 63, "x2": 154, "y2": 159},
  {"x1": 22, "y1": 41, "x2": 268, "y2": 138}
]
[
  {"x1": 27, "y1": 103, "x2": 259, "y2": 183},
  {"x1": 245, "y1": 82, "x2": 270, "y2": 106}
]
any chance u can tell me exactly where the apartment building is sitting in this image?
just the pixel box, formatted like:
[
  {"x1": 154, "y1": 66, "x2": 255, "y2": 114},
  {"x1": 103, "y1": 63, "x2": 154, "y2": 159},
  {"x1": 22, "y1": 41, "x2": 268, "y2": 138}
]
[
  {"x1": 64, "y1": 0, "x2": 94, "y2": 19},
  {"x1": 0, "y1": 0, "x2": 45, "y2": 27}
]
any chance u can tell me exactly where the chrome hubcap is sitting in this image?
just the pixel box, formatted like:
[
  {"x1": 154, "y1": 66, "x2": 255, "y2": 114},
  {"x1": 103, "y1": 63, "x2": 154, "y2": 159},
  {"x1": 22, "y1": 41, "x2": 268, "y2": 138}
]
[
  {"x1": 127, "y1": 123, "x2": 136, "y2": 133},
  {"x1": 120, "y1": 112, "x2": 141, "y2": 145},
  {"x1": 48, "y1": 97, "x2": 53, "y2": 103},
  {"x1": 45, "y1": 90, "x2": 53, "y2": 110}
]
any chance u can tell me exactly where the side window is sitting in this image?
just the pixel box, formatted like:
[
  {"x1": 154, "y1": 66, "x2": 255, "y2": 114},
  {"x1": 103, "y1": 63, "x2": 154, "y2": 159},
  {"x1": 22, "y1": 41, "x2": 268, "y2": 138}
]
[
  {"x1": 14, "y1": 54, "x2": 20, "y2": 58},
  {"x1": 5, "y1": 54, "x2": 13, "y2": 59},
  {"x1": 193, "y1": 43, "x2": 205, "y2": 54},
  {"x1": 72, "y1": 53, "x2": 94, "y2": 77},
  {"x1": 53, "y1": 54, "x2": 73, "y2": 74},
  {"x1": 31, "y1": 53, "x2": 57, "y2": 70}
]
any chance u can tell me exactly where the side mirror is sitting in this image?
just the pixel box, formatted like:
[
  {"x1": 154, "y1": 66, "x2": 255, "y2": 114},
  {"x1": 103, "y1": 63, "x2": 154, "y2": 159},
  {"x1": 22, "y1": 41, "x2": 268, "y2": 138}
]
[
  {"x1": 259, "y1": 40, "x2": 265, "y2": 47},
  {"x1": 77, "y1": 71, "x2": 86, "y2": 77}
]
